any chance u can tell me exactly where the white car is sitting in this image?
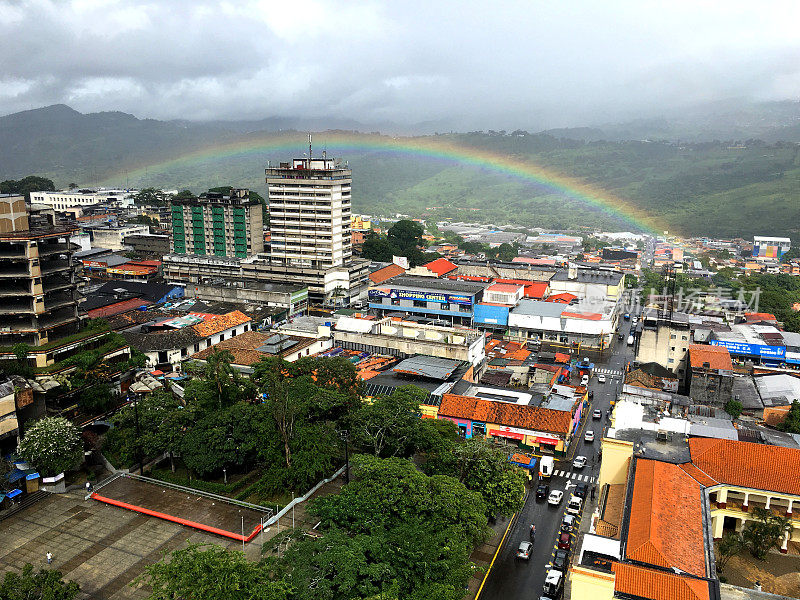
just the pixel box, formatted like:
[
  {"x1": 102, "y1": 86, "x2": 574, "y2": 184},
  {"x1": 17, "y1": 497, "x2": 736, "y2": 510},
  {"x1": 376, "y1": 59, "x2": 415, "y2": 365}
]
[
  {"x1": 597, "y1": 374, "x2": 607, "y2": 383},
  {"x1": 573, "y1": 455, "x2": 587, "y2": 469},
  {"x1": 585, "y1": 430, "x2": 595, "y2": 442},
  {"x1": 548, "y1": 490, "x2": 564, "y2": 505},
  {"x1": 517, "y1": 540, "x2": 533, "y2": 560}
]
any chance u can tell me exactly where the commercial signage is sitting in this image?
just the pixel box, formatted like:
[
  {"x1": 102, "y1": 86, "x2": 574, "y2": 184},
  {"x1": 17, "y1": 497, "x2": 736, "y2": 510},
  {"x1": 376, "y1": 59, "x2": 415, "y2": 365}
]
[
  {"x1": 710, "y1": 340, "x2": 786, "y2": 360},
  {"x1": 488, "y1": 426, "x2": 525, "y2": 441},
  {"x1": 368, "y1": 288, "x2": 472, "y2": 305}
]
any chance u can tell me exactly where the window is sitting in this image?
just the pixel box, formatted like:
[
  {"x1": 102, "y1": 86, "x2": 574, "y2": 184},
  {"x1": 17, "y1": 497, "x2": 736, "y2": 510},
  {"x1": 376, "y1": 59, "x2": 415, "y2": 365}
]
[
  {"x1": 440, "y1": 303, "x2": 450, "y2": 311},
  {"x1": 670, "y1": 334, "x2": 676, "y2": 339},
  {"x1": 413, "y1": 299, "x2": 426, "y2": 308},
  {"x1": 391, "y1": 298, "x2": 400, "y2": 306},
  {"x1": 681, "y1": 335, "x2": 688, "y2": 340},
  {"x1": 670, "y1": 346, "x2": 675, "y2": 351},
  {"x1": 668, "y1": 358, "x2": 674, "y2": 364}
]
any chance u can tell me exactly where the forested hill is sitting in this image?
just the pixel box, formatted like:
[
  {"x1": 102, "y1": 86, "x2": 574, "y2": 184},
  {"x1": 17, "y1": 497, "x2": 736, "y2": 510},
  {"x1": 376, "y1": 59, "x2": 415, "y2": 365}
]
[{"x1": 1, "y1": 105, "x2": 799, "y2": 238}]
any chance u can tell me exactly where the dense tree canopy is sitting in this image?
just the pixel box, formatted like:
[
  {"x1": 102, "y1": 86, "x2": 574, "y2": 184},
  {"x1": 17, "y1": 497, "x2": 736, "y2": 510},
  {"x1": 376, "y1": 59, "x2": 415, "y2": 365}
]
[
  {"x1": 0, "y1": 564, "x2": 79, "y2": 600},
  {"x1": 0, "y1": 175, "x2": 55, "y2": 201},
  {"x1": 18, "y1": 417, "x2": 83, "y2": 476}
]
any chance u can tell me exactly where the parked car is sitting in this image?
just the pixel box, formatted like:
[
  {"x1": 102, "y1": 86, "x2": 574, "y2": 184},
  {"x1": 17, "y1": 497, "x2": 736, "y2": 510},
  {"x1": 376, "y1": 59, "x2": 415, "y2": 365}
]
[
  {"x1": 517, "y1": 540, "x2": 533, "y2": 560},
  {"x1": 618, "y1": 332, "x2": 625, "y2": 341},
  {"x1": 566, "y1": 494, "x2": 583, "y2": 516},
  {"x1": 561, "y1": 514, "x2": 575, "y2": 533},
  {"x1": 585, "y1": 430, "x2": 595, "y2": 442},
  {"x1": 575, "y1": 482, "x2": 589, "y2": 498},
  {"x1": 552, "y1": 549, "x2": 570, "y2": 572},
  {"x1": 597, "y1": 374, "x2": 606, "y2": 383},
  {"x1": 536, "y1": 483, "x2": 550, "y2": 500},
  {"x1": 557, "y1": 531, "x2": 572, "y2": 550},
  {"x1": 573, "y1": 455, "x2": 587, "y2": 469},
  {"x1": 593, "y1": 410, "x2": 602, "y2": 420},
  {"x1": 543, "y1": 569, "x2": 564, "y2": 599},
  {"x1": 548, "y1": 490, "x2": 564, "y2": 505},
  {"x1": 581, "y1": 374, "x2": 589, "y2": 386}
]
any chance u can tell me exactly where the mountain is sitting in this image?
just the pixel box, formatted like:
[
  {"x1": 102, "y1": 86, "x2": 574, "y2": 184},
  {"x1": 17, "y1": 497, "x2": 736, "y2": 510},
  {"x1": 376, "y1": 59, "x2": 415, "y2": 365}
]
[{"x1": 1, "y1": 104, "x2": 799, "y2": 238}]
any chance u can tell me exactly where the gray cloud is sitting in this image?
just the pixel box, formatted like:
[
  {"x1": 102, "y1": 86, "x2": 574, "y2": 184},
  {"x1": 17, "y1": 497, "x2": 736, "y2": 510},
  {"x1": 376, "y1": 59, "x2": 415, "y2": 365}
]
[{"x1": 1, "y1": 0, "x2": 799, "y2": 129}]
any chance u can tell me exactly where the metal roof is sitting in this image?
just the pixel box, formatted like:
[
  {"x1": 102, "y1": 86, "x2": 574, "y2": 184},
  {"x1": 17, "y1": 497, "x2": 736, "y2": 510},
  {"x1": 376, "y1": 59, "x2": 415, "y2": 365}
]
[
  {"x1": 391, "y1": 355, "x2": 461, "y2": 380},
  {"x1": 386, "y1": 276, "x2": 487, "y2": 295}
]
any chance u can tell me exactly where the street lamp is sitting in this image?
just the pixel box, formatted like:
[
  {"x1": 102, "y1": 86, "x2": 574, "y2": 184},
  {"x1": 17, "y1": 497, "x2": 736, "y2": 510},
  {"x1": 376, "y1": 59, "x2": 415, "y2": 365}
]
[
  {"x1": 338, "y1": 429, "x2": 350, "y2": 484},
  {"x1": 223, "y1": 467, "x2": 227, "y2": 485}
]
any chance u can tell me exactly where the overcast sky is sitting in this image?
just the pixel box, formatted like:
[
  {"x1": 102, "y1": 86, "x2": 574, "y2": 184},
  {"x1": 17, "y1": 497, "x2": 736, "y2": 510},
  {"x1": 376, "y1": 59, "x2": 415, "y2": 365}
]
[{"x1": 1, "y1": 0, "x2": 799, "y2": 129}]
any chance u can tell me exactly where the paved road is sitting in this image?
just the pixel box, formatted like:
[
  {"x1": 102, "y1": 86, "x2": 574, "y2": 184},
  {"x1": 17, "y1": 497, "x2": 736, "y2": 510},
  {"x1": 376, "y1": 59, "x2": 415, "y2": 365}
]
[{"x1": 478, "y1": 319, "x2": 637, "y2": 600}]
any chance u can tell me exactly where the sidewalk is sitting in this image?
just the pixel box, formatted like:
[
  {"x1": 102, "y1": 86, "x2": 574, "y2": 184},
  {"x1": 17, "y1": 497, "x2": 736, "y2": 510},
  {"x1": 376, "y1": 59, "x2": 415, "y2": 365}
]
[{"x1": 564, "y1": 467, "x2": 601, "y2": 599}]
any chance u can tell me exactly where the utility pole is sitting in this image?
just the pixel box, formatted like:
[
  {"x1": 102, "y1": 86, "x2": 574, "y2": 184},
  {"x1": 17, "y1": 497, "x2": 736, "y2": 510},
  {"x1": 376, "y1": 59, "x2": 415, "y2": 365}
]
[
  {"x1": 339, "y1": 429, "x2": 350, "y2": 483},
  {"x1": 132, "y1": 393, "x2": 143, "y2": 475}
]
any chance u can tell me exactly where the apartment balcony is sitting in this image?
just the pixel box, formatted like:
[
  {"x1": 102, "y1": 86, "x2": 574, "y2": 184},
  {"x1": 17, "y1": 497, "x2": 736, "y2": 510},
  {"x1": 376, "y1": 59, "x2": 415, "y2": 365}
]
[
  {"x1": 0, "y1": 300, "x2": 36, "y2": 315},
  {"x1": 0, "y1": 282, "x2": 33, "y2": 297},
  {"x1": 37, "y1": 241, "x2": 80, "y2": 256},
  {"x1": 42, "y1": 274, "x2": 74, "y2": 292},
  {"x1": 40, "y1": 259, "x2": 71, "y2": 275},
  {"x1": 44, "y1": 292, "x2": 79, "y2": 311},
  {"x1": 39, "y1": 309, "x2": 79, "y2": 330},
  {"x1": 0, "y1": 265, "x2": 30, "y2": 278}
]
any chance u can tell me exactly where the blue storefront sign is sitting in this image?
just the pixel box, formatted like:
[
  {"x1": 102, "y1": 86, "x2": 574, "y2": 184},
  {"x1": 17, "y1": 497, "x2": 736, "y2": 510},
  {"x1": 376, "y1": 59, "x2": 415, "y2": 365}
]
[
  {"x1": 369, "y1": 288, "x2": 472, "y2": 305},
  {"x1": 710, "y1": 340, "x2": 786, "y2": 360}
]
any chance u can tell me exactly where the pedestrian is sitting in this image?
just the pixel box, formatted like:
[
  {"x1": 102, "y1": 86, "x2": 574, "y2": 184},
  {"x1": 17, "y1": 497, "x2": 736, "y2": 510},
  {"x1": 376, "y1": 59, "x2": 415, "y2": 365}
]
[
  {"x1": 46, "y1": 552, "x2": 52, "y2": 565},
  {"x1": 591, "y1": 486, "x2": 596, "y2": 500},
  {"x1": 85, "y1": 481, "x2": 93, "y2": 494}
]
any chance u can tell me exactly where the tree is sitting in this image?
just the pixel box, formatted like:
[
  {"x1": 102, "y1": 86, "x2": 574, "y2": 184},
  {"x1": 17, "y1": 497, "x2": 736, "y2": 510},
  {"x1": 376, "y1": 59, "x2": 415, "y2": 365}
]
[
  {"x1": 132, "y1": 188, "x2": 169, "y2": 206},
  {"x1": 0, "y1": 564, "x2": 79, "y2": 600},
  {"x1": 18, "y1": 417, "x2": 83, "y2": 476},
  {"x1": 350, "y1": 386, "x2": 424, "y2": 458},
  {"x1": 360, "y1": 231, "x2": 395, "y2": 263},
  {"x1": 68, "y1": 183, "x2": 78, "y2": 190},
  {"x1": 0, "y1": 176, "x2": 56, "y2": 201},
  {"x1": 173, "y1": 189, "x2": 195, "y2": 200},
  {"x1": 423, "y1": 436, "x2": 527, "y2": 517},
  {"x1": 492, "y1": 242, "x2": 518, "y2": 262},
  {"x1": 724, "y1": 399, "x2": 743, "y2": 420},
  {"x1": 311, "y1": 455, "x2": 490, "y2": 598},
  {"x1": 741, "y1": 507, "x2": 793, "y2": 559},
  {"x1": 779, "y1": 400, "x2": 800, "y2": 434},
  {"x1": 138, "y1": 544, "x2": 291, "y2": 600},
  {"x1": 79, "y1": 382, "x2": 114, "y2": 413},
  {"x1": 183, "y1": 349, "x2": 254, "y2": 412},
  {"x1": 387, "y1": 220, "x2": 424, "y2": 252},
  {"x1": 716, "y1": 531, "x2": 743, "y2": 572}
]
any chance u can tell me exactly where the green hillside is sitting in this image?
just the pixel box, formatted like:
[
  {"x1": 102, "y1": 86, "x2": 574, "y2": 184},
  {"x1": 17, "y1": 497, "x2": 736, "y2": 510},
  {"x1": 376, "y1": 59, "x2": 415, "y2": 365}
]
[{"x1": 3, "y1": 106, "x2": 799, "y2": 238}]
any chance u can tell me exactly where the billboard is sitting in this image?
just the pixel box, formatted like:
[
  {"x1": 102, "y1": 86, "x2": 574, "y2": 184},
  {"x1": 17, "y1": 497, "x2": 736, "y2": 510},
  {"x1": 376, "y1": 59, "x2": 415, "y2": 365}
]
[
  {"x1": 368, "y1": 288, "x2": 472, "y2": 305},
  {"x1": 710, "y1": 339, "x2": 786, "y2": 360}
]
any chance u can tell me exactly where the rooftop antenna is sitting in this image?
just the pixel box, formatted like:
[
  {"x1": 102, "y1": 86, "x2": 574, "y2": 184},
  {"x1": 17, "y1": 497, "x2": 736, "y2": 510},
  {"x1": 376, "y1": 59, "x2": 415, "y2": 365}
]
[{"x1": 308, "y1": 132, "x2": 313, "y2": 166}]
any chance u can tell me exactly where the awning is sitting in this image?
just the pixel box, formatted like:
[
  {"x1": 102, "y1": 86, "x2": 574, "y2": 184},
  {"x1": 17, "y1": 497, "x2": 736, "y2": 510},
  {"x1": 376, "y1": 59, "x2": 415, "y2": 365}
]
[{"x1": 7, "y1": 489, "x2": 22, "y2": 499}]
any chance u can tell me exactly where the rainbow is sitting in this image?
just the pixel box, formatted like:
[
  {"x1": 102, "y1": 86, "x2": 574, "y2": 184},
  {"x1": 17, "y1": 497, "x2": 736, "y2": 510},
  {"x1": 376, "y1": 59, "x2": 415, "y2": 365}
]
[{"x1": 102, "y1": 131, "x2": 661, "y2": 233}]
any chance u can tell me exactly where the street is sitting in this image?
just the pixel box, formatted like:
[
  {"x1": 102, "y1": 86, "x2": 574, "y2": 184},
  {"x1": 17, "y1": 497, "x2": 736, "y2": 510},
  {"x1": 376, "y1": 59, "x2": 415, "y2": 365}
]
[{"x1": 477, "y1": 316, "x2": 637, "y2": 600}]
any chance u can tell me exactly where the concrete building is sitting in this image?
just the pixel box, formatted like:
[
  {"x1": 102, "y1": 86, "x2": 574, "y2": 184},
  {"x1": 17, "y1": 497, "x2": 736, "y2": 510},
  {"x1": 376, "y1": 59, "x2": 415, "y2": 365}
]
[
  {"x1": 635, "y1": 310, "x2": 695, "y2": 379},
  {"x1": 368, "y1": 276, "x2": 487, "y2": 326},
  {"x1": 0, "y1": 197, "x2": 81, "y2": 347},
  {"x1": 548, "y1": 263, "x2": 625, "y2": 301},
  {"x1": 334, "y1": 316, "x2": 486, "y2": 368},
  {"x1": 162, "y1": 253, "x2": 243, "y2": 283},
  {"x1": 29, "y1": 189, "x2": 134, "y2": 211},
  {"x1": 124, "y1": 233, "x2": 170, "y2": 257},
  {"x1": 88, "y1": 224, "x2": 150, "y2": 251},
  {"x1": 183, "y1": 280, "x2": 308, "y2": 318},
  {"x1": 687, "y1": 344, "x2": 734, "y2": 406},
  {"x1": 507, "y1": 299, "x2": 617, "y2": 351},
  {"x1": 753, "y1": 235, "x2": 791, "y2": 261},
  {"x1": 171, "y1": 189, "x2": 264, "y2": 258}
]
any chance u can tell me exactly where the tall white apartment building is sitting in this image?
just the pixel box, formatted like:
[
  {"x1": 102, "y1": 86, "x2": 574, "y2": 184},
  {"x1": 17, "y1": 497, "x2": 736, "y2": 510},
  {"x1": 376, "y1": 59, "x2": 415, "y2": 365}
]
[
  {"x1": 265, "y1": 153, "x2": 352, "y2": 269},
  {"x1": 29, "y1": 189, "x2": 134, "y2": 211},
  {"x1": 241, "y1": 145, "x2": 367, "y2": 306}
]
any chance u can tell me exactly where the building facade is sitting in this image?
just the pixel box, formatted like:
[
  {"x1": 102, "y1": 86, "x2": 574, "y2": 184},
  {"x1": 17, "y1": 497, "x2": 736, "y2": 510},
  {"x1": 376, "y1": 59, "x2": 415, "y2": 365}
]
[{"x1": 171, "y1": 189, "x2": 264, "y2": 258}]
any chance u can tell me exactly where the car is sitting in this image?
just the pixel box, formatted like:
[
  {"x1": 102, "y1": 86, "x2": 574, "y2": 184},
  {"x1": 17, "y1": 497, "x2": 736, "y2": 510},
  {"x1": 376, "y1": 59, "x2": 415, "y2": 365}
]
[
  {"x1": 566, "y1": 494, "x2": 583, "y2": 516},
  {"x1": 597, "y1": 374, "x2": 606, "y2": 383},
  {"x1": 552, "y1": 549, "x2": 570, "y2": 572},
  {"x1": 536, "y1": 483, "x2": 550, "y2": 500},
  {"x1": 547, "y1": 490, "x2": 564, "y2": 505},
  {"x1": 588, "y1": 390, "x2": 594, "y2": 399},
  {"x1": 592, "y1": 409, "x2": 602, "y2": 420},
  {"x1": 517, "y1": 540, "x2": 533, "y2": 560},
  {"x1": 573, "y1": 455, "x2": 587, "y2": 469},
  {"x1": 575, "y1": 482, "x2": 589, "y2": 498},
  {"x1": 561, "y1": 514, "x2": 575, "y2": 533},
  {"x1": 624, "y1": 313, "x2": 631, "y2": 321},
  {"x1": 557, "y1": 531, "x2": 572, "y2": 550},
  {"x1": 585, "y1": 430, "x2": 595, "y2": 442},
  {"x1": 581, "y1": 375, "x2": 589, "y2": 386},
  {"x1": 618, "y1": 332, "x2": 625, "y2": 341}
]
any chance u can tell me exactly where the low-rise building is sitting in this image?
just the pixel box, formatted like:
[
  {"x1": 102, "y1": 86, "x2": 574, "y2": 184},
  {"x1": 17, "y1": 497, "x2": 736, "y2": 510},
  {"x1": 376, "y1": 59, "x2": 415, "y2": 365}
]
[
  {"x1": 123, "y1": 233, "x2": 170, "y2": 257},
  {"x1": 687, "y1": 344, "x2": 734, "y2": 406},
  {"x1": 191, "y1": 330, "x2": 331, "y2": 371},
  {"x1": 183, "y1": 280, "x2": 308, "y2": 318},
  {"x1": 88, "y1": 224, "x2": 150, "y2": 250},
  {"x1": 507, "y1": 299, "x2": 617, "y2": 352}
]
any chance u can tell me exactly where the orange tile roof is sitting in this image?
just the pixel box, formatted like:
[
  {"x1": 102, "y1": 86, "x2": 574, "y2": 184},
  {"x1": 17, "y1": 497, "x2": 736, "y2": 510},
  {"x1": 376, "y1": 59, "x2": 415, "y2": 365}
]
[
  {"x1": 689, "y1": 438, "x2": 800, "y2": 496},
  {"x1": 439, "y1": 393, "x2": 572, "y2": 436},
  {"x1": 369, "y1": 264, "x2": 406, "y2": 284},
  {"x1": 679, "y1": 462, "x2": 719, "y2": 488},
  {"x1": 626, "y1": 459, "x2": 707, "y2": 577},
  {"x1": 424, "y1": 257, "x2": 458, "y2": 276},
  {"x1": 745, "y1": 312, "x2": 777, "y2": 323},
  {"x1": 487, "y1": 282, "x2": 523, "y2": 294},
  {"x1": 191, "y1": 310, "x2": 251, "y2": 337},
  {"x1": 547, "y1": 292, "x2": 577, "y2": 303},
  {"x1": 192, "y1": 330, "x2": 316, "y2": 365},
  {"x1": 613, "y1": 563, "x2": 710, "y2": 600},
  {"x1": 688, "y1": 344, "x2": 732, "y2": 370}
]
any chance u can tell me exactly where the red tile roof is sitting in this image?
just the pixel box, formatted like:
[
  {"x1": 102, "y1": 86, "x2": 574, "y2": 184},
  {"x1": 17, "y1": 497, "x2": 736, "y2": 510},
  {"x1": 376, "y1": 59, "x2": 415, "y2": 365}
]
[
  {"x1": 626, "y1": 459, "x2": 707, "y2": 577},
  {"x1": 369, "y1": 264, "x2": 406, "y2": 284},
  {"x1": 613, "y1": 563, "x2": 710, "y2": 600},
  {"x1": 424, "y1": 258, "x2": 458, "y2": 276},
  {"x1": 547, "y1": 292, "x2": 577, "y2": 303},
  {"x1": 688, "y1": 344, "x2": 732, "y2": 370},
  {"x1": 87, "y1": 298, "x2": 152, "y2": 318},
  {"x1": 689, "y1": 438, "x2": 800, "y2": 496},
  {"x1": 438, "y1": 393, "x2": 572, "y2": 436},
  {"x1": 192, "y1": 310, "x2": 251, "y2": 337},
  {"x1": 745, "y1": 312, "x2": 777, "y2": 323}
]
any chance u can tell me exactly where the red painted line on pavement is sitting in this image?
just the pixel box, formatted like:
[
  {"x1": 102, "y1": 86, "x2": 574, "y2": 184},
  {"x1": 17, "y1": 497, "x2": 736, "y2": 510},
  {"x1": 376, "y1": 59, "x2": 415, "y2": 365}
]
[{"x1": 90, "y1": 492, "x2": 262, "y2": 542}]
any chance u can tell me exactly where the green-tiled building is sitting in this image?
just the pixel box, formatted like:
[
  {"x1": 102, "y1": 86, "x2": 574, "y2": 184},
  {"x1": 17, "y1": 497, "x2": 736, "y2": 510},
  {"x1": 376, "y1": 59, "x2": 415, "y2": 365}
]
[{"x1": 170, "y1": 189, "x2": 263, "y2": 258}]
